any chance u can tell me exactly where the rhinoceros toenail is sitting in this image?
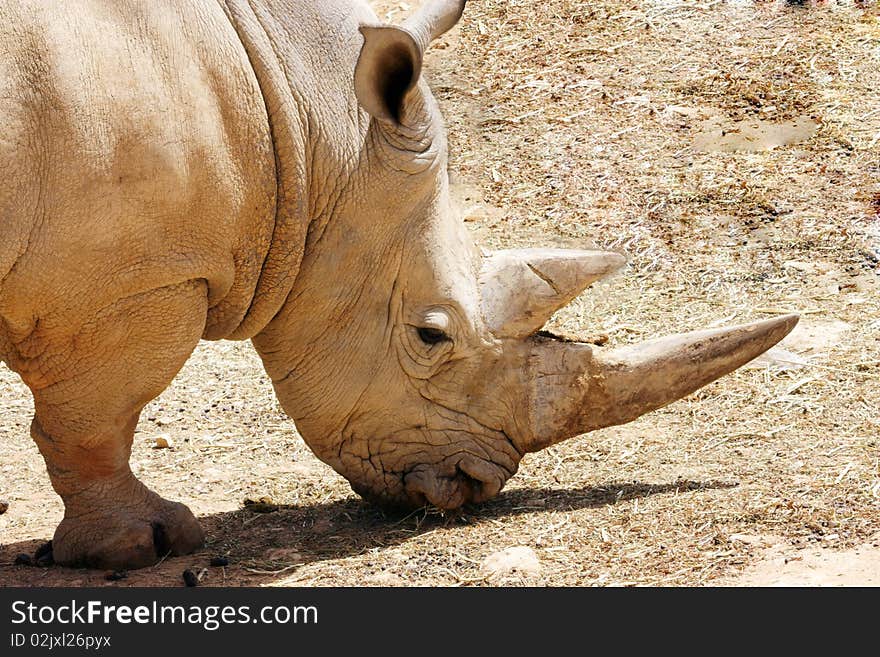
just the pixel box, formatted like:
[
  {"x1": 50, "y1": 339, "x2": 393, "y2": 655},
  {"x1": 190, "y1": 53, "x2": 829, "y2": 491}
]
[{"x1": 34, "y1": 541, "x2": 54, "y2": 567}]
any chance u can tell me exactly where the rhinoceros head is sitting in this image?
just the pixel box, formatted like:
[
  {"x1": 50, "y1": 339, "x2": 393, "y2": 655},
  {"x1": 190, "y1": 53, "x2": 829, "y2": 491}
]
[{"x1": 252, "y1": 0, "x2": 798, "y2": 509}]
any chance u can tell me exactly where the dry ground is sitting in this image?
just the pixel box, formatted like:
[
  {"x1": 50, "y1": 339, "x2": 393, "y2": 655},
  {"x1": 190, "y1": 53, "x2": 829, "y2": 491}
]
[{"x1": 1, "y1": 0, "x2": 878, "y2": 587}]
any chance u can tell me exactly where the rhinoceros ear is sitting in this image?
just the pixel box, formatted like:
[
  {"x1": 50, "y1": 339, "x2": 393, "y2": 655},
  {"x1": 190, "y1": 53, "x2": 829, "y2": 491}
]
[
  {"x1": 355, "y1": 1, "x2": 466, "y2": 123},
  {"x1": 355, "y1": 26, "x2": 423, "y2": 124}
]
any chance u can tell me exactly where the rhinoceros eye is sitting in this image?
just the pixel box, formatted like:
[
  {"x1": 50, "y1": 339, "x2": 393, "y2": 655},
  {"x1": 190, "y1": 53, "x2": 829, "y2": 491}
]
[{"x1": 417, "y1": 326, "x2": 450, "y2": 345}]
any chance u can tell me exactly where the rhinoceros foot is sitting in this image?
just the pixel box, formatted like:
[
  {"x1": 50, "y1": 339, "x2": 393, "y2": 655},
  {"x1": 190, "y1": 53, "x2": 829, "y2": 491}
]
[{"x1": 51, "y1": 479, "x2": 204, "y2": 570}]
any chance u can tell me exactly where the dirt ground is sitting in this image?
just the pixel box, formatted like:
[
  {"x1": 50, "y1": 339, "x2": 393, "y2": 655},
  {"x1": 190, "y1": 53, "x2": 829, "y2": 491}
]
[{"x1": 1, "y1": 0, "x2": 879, "y2": 587}]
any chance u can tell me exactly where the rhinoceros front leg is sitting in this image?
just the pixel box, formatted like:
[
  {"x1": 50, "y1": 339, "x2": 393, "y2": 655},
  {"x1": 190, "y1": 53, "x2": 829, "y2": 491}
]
[{"x1": 23, "y1": 281, "x2": 208, "y2": 569}]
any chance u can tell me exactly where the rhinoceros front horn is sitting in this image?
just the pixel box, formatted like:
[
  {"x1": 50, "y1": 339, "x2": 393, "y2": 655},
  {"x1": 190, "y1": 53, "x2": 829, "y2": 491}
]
[{"x1": 521, "y1": 314, "x2": 799, "y2": 452}]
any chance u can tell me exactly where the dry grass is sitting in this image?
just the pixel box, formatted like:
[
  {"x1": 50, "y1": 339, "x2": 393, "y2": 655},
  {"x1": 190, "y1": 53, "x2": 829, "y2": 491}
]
[{"x1": 1, "y1": 0, "x2": 879, "y2": 587}]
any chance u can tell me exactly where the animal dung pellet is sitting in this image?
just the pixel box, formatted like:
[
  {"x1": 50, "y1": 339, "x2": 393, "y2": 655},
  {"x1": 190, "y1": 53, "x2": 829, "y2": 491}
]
[
  {"x1": 0, "y1": 500, "x2": 8, "y2": 515},
  {"x1": 182, "y1": 569, "x2": 199, "y2": 587},
  {"x1": 14, "y1": 554, "x2": 33, "y2": 567},
  {"x1": 210, "y1": 556, "x2": 229, "y2": 567},
  {"x1": 105, "y1": 570, "x2": 127, "y2": 581},
  {"x1": 153, "y1": 435, "x2": 173, "y2": 449}
]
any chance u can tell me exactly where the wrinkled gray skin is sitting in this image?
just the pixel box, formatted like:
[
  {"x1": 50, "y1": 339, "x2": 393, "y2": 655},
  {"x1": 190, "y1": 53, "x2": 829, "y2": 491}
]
[{"x1": 0, "y1": 0, "x2": 797, "y2": 569}]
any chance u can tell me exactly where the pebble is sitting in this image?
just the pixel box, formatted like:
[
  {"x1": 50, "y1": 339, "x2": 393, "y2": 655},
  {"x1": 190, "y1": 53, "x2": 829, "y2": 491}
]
[
  {"x1": 0, "y1": 500, "x2": 8, "y2": 515},
  {"x1": 481, "y1": 546, "x2": 542, "y2": 579},
  {"x1": 105, "y1": 570, "x2": 127, "y2": 582}
]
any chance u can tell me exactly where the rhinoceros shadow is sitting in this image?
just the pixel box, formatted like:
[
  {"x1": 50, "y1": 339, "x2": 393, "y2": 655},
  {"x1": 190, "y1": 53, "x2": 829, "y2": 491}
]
[
  {"x1": 0, "y1": 479, "x2": 735, "y2": 586},
  {"x1": 183, "y1": 478, "x2": 737, "y2": 583}
]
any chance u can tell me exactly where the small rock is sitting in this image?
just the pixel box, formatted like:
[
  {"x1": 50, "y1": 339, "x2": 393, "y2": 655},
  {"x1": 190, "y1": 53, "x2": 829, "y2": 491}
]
[
  {"x1": 210, "y1": 556, "x2": 229, "y2": 568},
  {"x1": 0, "y1": 500, "x2": 8, "y2": 515},
  {"x1": 153, "y1": 435, "x2": 172, "y2": 449},
  {"x1": 481, "y1": 546, "x2": 542, "y2": 579},
  {"x1": 34, "y1": 541, "x2": 53, "y2": 567},
  {"x1": 105, "y1": 570, "x2": 127, "y2": 582},
  {"x1": 14, "y1": 554, "x2": 33, "y2": 566},
  {"x1": 182, "y1": 569, "x2": 199, "y2": 587}
]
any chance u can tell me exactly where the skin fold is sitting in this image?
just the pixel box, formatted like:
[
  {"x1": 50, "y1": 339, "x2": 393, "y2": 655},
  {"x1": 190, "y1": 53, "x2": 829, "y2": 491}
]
[{"x1": 0, "y1": 0, "x2": 797, "y2": 569}]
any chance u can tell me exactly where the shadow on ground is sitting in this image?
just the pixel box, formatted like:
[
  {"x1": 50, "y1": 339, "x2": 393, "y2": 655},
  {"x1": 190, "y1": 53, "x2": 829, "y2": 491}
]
[{"x1": 0, "y1": 479, "x2": 736, "y2": 587}]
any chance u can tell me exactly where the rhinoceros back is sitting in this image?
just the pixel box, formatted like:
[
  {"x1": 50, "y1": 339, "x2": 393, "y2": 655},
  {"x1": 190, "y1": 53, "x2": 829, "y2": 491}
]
[{"x1": 0, "y1": 0, "x2": 277, "y2": 347}]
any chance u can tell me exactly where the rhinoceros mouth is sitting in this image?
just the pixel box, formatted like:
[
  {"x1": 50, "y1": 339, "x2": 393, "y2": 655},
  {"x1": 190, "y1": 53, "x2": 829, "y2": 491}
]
[
  {"x1": 329, "y1": 412, "x2": 522, "y2": 511},
  {"x1": 341, "y1": 447, "x2": 517, "y2": 511},
  {"x1": 401, "y1": 454, "x2": 511, "y2": 509}
]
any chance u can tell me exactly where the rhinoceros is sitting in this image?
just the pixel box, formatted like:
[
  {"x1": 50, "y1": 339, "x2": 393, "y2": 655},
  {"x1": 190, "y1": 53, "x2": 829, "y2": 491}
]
[{"x1": 0, "y1": 0, "x2": 797, "y2": 569}]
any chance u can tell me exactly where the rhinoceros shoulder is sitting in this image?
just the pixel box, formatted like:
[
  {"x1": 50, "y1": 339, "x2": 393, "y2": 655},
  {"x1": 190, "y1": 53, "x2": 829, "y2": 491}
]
[{"x1": 0, "y1": 0, "x2": 276, "y2": 337}]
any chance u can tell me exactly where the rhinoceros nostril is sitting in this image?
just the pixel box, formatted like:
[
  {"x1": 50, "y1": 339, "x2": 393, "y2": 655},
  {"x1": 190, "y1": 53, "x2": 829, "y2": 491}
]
[
  {"x1": 402, "y1": 468, "x2": 435, "y2": 507},
  {"x1": 403, "y1": 466, "x2": 464, "y2": 510},
  {"x1": 457, "y1": 456, "x2": 503, "y2": 502}
]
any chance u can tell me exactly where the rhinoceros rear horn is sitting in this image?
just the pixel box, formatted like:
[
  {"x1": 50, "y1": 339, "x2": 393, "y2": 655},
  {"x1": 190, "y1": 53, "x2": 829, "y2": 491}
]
[
  {"x1": 355, "y1": 1, "x2": 466, "y2": 123},
  {"x1": 480, "y1": 248, "x2": 626, "y2": 339}
]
